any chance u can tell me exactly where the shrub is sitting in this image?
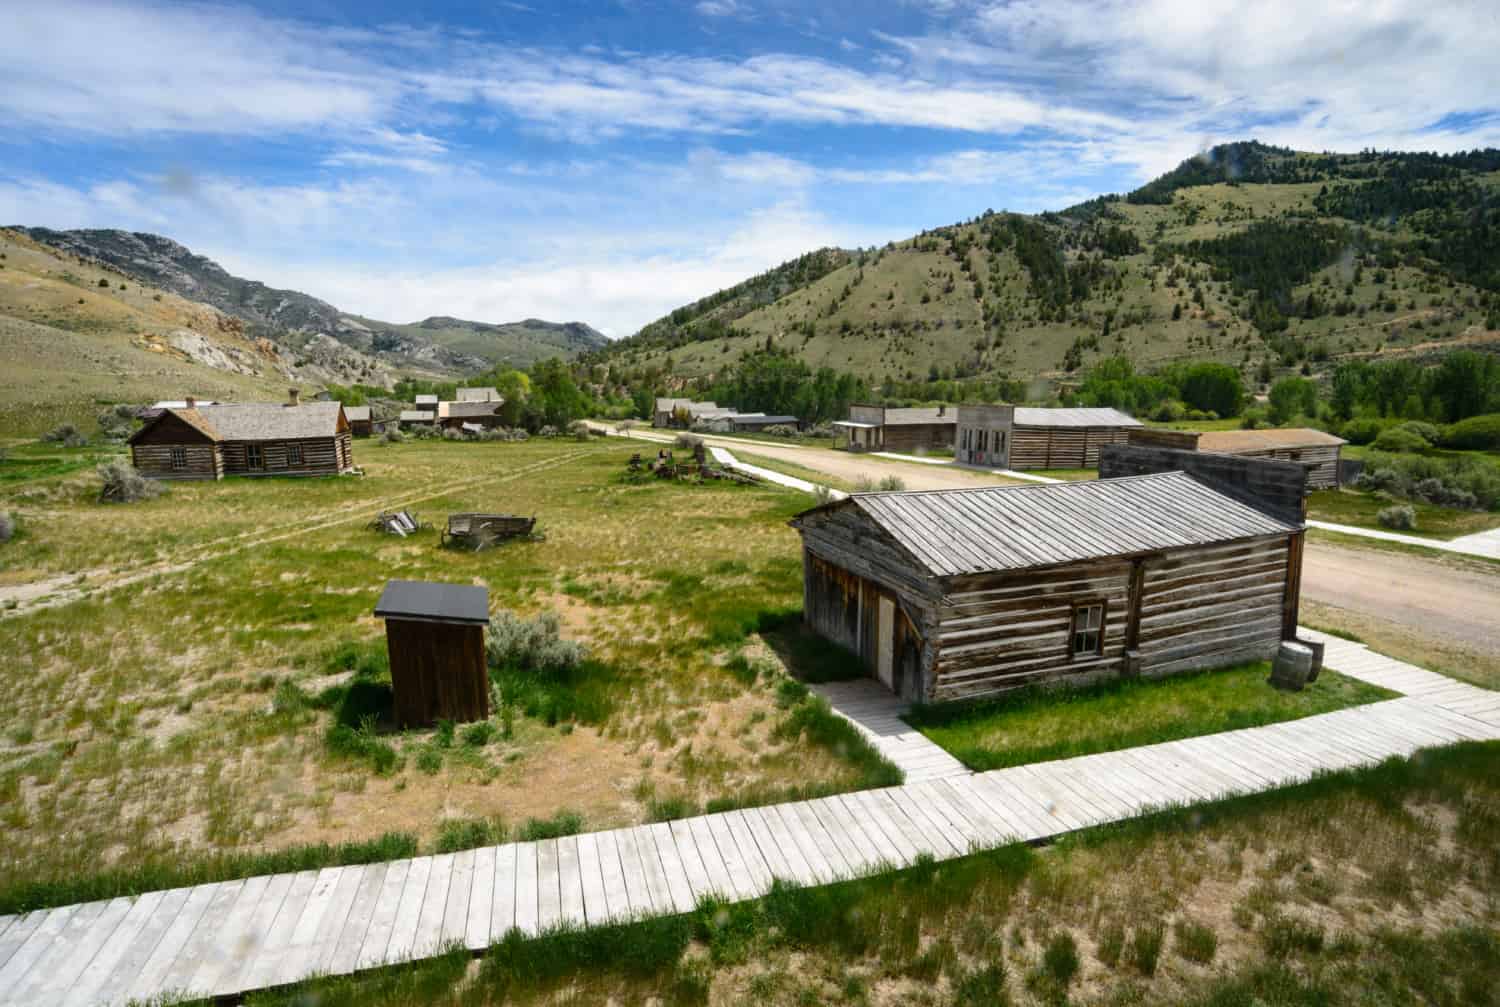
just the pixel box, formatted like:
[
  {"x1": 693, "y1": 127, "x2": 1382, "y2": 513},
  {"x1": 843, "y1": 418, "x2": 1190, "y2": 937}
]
[
  {"x1": 1398, "y1": 420, "x2": 1441, "y2": 445},
  {"x1": 1174, "y1": 918, "x2": 1218, "y2": 964},
  {"x1": 1041, "y1": 931, "x2": 1081, "y2": 986},
  {"x1": 674, "y1": 432, "x2": 703, "y2": 450},
  {"x1": 763, "y1": 424, "x2": 797, "y2": 437},
  {"x1": 876, "y1": 475, "x2": 906, "y2": 491},
  {"x1": 486, "y1": 610, "x2": 586, "y2": 675},
  {"x1": 41, "y1": 423, "x2": 81, "y2": 444},
  {"x1": 1371, "y1": 427, "x2": 1429, "y2": 453},
  {"x1": 461, "y1": 720, "x2": 497, "y2": 747},
  {"x1": 1259, "y1": 912, "x2": 1324, "y2": 958},
  {"x1": 1340, "y1": 416, "x2": 1393, "y2": 445},
  {"x1": 538, "y1": 425, "x2": 560, "y2": 438},
  {"x1": 1151, "y1": 399, "x2": 1187, "y2": 422},
  {"x1": 381, "y1": 428, "x2": 404, "y2": 444},
  {"x1": 1442, "y1": 413, "x2": 1500, "y2": 450},
  {"x1": 1377, "y1": 504, "x2": 1417, "y2": 530},
  {"x1": 0, "y1": 511, "x2": 13, "y2": 543},
  {"x1": 1097, "y1": 922, "x2": 1126, "y2": 967},
  {"x1": 1239, "y1": 405, "x2": 1268, "y2": 429},
  {"x1": 568, "y1": 420, "x2": 592, "y2": 442},
  {"x1": 407, "y1": 424, "x2": 438, "y2": 440},
  {"x1": 1127, "y1": 923, "x2": 1164, "y2": 976},
  {"x1": 811, "y1": 485, "x2": 834, "y2": 506},
  {"x1": 97, "y1": 461, "x2": 163, "y2": 504},
  {"x1": 441, "y1": 428, "x2": 462, "y2": 441}
]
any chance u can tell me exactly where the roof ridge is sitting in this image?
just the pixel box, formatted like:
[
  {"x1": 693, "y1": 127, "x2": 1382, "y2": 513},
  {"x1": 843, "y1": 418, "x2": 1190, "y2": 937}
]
[{"x1": 851, "y1": 470, "x2": 1184, "y2": 500}]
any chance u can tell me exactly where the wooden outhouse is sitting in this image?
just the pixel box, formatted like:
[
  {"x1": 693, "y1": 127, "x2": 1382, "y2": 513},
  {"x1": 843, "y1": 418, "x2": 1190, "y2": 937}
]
[
  {"x1": 956, "y1": 405, "x2": 1141, "y2": 470},
  {"x1": 791, "y1": 471, "x2": 1305, "y2": 703},
  {"x1": 374, "y1": 580, "x2": 490, "y2": 727},
  {"x1": 128, "y1": 393, "x2": 354, "y2": 480},
  {"x1": 345, "y1": 406, "x2": 373, "y2": 437}
]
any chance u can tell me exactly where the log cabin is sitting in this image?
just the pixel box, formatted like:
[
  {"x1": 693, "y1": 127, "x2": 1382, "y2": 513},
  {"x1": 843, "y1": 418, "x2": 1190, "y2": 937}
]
[
  {"x1": 955, "y1": 405, "x2": 1142, "y2": 470},
  {"x1": 790, "y1": 470, "x2": 1305, "y2": 703},
  {"x1": 834, "y1": 404, "x2": 956, "y2": 453},
  {"x1": 1196, "y1": 429, "x2": 1345, "y2": 489},
  {"x1": 128, "y1": 392, "x2": 354, "y2": 480},
  {"x1": 437, "y1": 400, "x2": 504, "y2": 430}
]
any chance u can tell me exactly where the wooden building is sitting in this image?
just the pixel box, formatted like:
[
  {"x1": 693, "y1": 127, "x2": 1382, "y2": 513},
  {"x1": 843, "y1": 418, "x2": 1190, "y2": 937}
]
[
  {"x1": 652, "y1": 398, "x2": 724, "y2": 428},
  {"x1": 344, "y1": 406, "x2": 373, "y2": 437},
  {"x1": 711, "y1": 413, "x2": 801, "y2": 433},
  {"x1": 399, "y1": 410, "x2": 436, "y2": 428},
  {"x1": 956, "y1": 405, "x2": 1141, "y2": 470},
  {"x1": 415, "y1": 394, "x2": 439, "y2": 410},
  {"x1": 437, "y1": 400, "x2": 503, "y2": 430},
  {"x1": 374, "y1": 580, "x2": 490, "y2": 727},
  {"x1": 455, "y1": 386, "x2": 502, "y2": 403},
  {"x1": 128, "y1": 393, "x2": 354, "y2": 480},
  {"x1": 1128, "y1": 428, "x2": 1347, "y2": 489},
  {"x1": 834, "y1": 404, "x2": 956, "y2": 453},
  {"x1": 791, "y1": 470, "x2": 1305, "y2": 703}
]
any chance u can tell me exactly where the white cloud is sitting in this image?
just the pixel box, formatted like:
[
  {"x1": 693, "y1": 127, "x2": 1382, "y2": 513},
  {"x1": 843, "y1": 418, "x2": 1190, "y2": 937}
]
[{"x1": 695, "y1": 0, "x2": 746, "y2": 16}]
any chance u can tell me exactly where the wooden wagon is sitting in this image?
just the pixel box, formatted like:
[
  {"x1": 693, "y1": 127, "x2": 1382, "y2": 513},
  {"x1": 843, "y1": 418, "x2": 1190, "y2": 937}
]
[{"x1": 441, "y1": 512, "x2": 538, "y2": 550}]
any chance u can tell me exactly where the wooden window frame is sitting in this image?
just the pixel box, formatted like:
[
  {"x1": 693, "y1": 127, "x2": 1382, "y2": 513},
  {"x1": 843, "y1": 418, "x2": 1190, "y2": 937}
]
[
  {"x1": 287, "y1": 442, "x2": 304, "y2": 466},
  {"x1": 1069, "y1": 600, "x2": 1107, "y2": 660},
  {"x1": 169, "y1": 446, "x2": 187, "y2": 471},
  {"x1": 246, "y1": 443, "x2": 265, "y2": 470}
]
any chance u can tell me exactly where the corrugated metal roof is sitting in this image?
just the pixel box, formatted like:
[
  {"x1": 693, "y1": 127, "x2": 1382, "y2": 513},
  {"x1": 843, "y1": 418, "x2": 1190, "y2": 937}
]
[
  {"x1": 814, "y1": 471, "x2": 1296, "y2": 577},
  {"x1": 1012, "y1": 407, "x2": 1142, "y2": 428},
  {"x1": 1198, "y1": 428, "x2": 1346, "y2": 451}
]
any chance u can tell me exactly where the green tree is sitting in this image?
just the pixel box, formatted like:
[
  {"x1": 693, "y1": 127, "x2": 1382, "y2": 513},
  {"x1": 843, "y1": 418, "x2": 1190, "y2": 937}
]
[
  {"x1": 1267, "y1": 376, "x2": 1319, "y2": 424},
  {"x1": 1177, "y1": 362, "x2": 1245, "y2": 417}
]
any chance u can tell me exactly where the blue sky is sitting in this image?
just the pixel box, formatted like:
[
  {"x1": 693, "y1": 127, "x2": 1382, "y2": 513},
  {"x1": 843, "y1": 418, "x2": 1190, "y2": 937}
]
[{"x1": 4, "y1": 1, "x2": 1498, "y2": 336}]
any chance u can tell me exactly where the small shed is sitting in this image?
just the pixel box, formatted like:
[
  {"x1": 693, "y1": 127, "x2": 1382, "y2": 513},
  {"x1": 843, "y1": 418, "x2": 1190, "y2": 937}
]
[
  {"x1": 791, "y1": 472, "x2": 1305, "y2": 703},
  {"x1": 956, "y1": 405, "x2": 1141, "y2": 470},
  {"x1": 344, "y1": 406, "x2": 373, "y2": 437},
  {"x1": 437, "y1": 400, "x2": 503, "y2": 430},
  {"x1": 374, "y1": 580, "x2": 491, "y2": 728},
  {"x1": 1197, "y1": 429, "x2": 1347, "y2": 489}
]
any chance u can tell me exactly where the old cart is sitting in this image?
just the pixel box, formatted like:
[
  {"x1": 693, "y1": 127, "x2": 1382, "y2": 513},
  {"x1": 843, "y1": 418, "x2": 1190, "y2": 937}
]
[{"x1": 441, "y1": 512, "x2": 538, "y2": 550}]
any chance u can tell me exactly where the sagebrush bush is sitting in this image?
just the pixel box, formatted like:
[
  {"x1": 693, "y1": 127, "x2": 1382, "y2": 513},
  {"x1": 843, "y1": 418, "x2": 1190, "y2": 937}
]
[
  {"x1": 1357, "y1": 453, "x2": 1500, "y2": 510},
  {"x1": 1397, "y1": 420, "x2": 1441, "y2": 445},
  {"x1": 763, "y1": 424, "x2": 797, "y2": 437},
  {"x1": 674, "y1": 432, "x2": 703, "y2": 450},
  {"x1": 569, "y1": 421, "x2": 592, "y2": 442},
  {"x1": 380, "y1": 428, "x2": 404, "y2": 444},
  {"x1": 876, "y1": 475, "x2": 906, "y2": 492},
  {"x1": 97, "y1": 461, "x2": 163, "y2": 504},
  {"x1": 486, "y1": 611, "x2": 586, "y2": 674},
  {"x1": 441, "y1": 428, "x2": 462, "y2": 441},
  {"x1": 1377, "y1": 504, "x2": 1417, "y2": 530},
  {"x1": 538, "y1": 425, "x2": 560, "y2": 438}
]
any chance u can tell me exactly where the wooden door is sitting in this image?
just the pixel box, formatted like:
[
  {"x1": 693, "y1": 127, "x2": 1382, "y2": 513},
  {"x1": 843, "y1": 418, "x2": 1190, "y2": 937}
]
[{"x1": 877, "y1": 596, "x2": 895, "y2": 690}]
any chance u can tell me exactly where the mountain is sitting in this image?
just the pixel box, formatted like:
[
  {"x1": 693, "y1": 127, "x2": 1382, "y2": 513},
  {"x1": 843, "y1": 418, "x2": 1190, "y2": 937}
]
[
  {"x1": 0, "y1": 228, "x2": 346, "y2": 436},
  {"x1": 12, "y1": 228, "x2": 608, "y2": 374},
  {"x1": 595, "y1": 142, "x2": 1500, "y2": 389}
]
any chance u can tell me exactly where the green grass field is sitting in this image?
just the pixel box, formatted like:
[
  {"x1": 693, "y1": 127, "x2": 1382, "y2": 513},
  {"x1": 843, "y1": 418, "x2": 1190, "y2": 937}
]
[
  {"x1": 904, "y1": 663, "x2": 1394, "y2": 771},
  {"x1": 1307, "y1": 487, "x2": 1500, "y2": 539},
  {"x1": 0, "y1": 437, "x2": 899, "y2": 909}
]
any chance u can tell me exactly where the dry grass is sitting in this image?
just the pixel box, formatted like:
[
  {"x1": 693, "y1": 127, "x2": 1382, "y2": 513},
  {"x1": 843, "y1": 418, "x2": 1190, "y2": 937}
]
[{"x1": 0, "y1": 439, "x2": 880, "y2": 904}]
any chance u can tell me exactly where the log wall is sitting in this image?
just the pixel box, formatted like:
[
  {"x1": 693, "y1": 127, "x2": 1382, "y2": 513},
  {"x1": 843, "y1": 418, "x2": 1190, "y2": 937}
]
[
  {"x1": 1225, "y1": 445, "x2": 1341, "y2": 489},
  {"x1": 130, "y1": 443, "x2": 222, "y2": 480},
  {"x1": 1008, "y1": 425, "x2": 1135, "y2": 470},
  {"x1": 883, "y1": 423, "x2": 955, "y2": 453},
  {"x1": 1099, "y1": 444, "x2": 1308, "y2": 524},
  {"x1": 220, "y1": 436, "x2": 348, "y2": 477},
  {"x1": 928, "y1": 562, "x2": 1133, "y2": 702},
  {"x1": 1134, "y1": 536, "x2": 1291, "y2": 677}
]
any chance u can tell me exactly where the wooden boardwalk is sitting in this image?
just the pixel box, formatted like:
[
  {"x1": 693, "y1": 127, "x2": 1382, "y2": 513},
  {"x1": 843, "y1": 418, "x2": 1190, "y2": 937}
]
[
  {"x1": 811, "y1": 679, "x2": 970, "y2": 783},
  {"x1": 2, "y1": 633, "x2": 1497, "y2": 1006}
]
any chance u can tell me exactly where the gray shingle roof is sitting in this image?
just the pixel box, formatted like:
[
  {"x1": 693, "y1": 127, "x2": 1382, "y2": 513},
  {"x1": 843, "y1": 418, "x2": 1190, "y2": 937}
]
[
  {"x1": 168, "y1": 402, "x2": 345, "y2": 441},
  {"x1": 1012, "y1": 407, "x2": 1142, "y2": 428},
  {"x1": 456, "y1": 387, "x2": 501, "y2": 402},
  {"x1": 400, "y1": 410, "x2": 436, "y2": 422},
  {"x1": 344, "y1": 406, "x2": 372, "y2": 422},
  {"x1": 799, "y1": 471, "x2": 1297, "y2": 577}
]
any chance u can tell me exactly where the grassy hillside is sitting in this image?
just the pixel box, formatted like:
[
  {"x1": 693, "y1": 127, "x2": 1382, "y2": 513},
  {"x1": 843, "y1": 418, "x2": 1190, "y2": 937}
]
[
  {"x1": 599, "y1": 143, "x2": 1500, "y2": 391},
  {"x1": 0, "y1": 230, "x2": 317, "y2": 437},
  {"x1": 359, "y1": 315, "x2": 610, "y2": 369}
]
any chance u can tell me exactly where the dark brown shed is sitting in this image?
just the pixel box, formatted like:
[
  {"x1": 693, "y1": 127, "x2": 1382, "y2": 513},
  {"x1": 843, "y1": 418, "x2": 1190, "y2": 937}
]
[{"x1": 375, "y1": 580, "x2": 491, "y2": 728}]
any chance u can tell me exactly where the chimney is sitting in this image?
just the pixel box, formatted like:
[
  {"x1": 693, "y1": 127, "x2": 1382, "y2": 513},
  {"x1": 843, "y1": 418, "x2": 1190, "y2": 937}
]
[
  {"x1": 288, "y1": 387, "x2": 300, "y2": 407},
  {"x1": 185, "y1": 395, "x2": 196, "y2": 410}
]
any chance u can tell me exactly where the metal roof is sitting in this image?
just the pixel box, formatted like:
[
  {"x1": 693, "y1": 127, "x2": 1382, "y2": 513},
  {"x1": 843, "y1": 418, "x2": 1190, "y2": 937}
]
[
  {"x1": 1198, "y1": 428, "x2": 1346, "y2": 451},
  {"x1": 399, "y1": 410, "x2": 436, "y2": 422},
  {"x1": 801, "y1": 471, "x2": 1297, "y2": 577},
  {"x1": 455, "y1": 387, "x2": 501, "y2": 402},
  {"x1": 415, "y1": 394, "x2": 439, "y2": 406},
  {"x1": 375, "y1": 580, "x2": 490, "y2": 625},
  {"x1": 734, "y1": 414, "x2": 798, "y2": 425},
  {"x1": 344, "y1": 406, "x2": 371, "y2": 421},
  {"x1": 884, "y1": 407, "x2": 955, "y2": 426},
  {"x1": 438, "y1": 400, "x2": 502, "y2": 419},
  {"x1": 1012, "y1": 407, "x2": 1142, "y2": 428}
]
